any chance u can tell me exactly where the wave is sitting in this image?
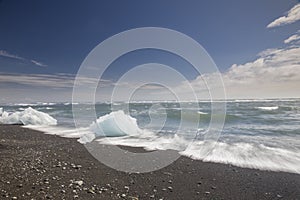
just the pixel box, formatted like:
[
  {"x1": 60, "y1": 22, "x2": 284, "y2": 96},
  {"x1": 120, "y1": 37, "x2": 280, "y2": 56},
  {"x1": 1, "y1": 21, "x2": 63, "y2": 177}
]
[
  {"x1": 79, "y1": 111, "x2": 300, "y2": 174},
  {"x1": 14, "y1": 102, "x2": 58, "y2": 106},
  {"x1": 15, "y1": 103, "x2": 40, "y2": 106},
  {"x1": 85, "y1": 112, "x2": 300, "y2": 174},
  {"x1": 0, "y1": 107, "x2": 57, "y2": 125},
  {"x1": 3, "y1": 107, "x2": 300, "y2": 174},
  {"x1": 181, "y1": 141, "x2": 300, "y2": 174},
  {"x1": 63, "y1": 102, "x2": 79, "y2": 105},
  {"x1": 24, "y1": 125, "x2": 90, "y2": 138},
  {"x1": 256, "y1": 106, "x2": 279, "y2": 111},
  {"x1": 197, "y1": 111, "x2": 208, "y2": 115},
  {"x1": 230, "y1": 99, "x2": 299, "y2": 103}
]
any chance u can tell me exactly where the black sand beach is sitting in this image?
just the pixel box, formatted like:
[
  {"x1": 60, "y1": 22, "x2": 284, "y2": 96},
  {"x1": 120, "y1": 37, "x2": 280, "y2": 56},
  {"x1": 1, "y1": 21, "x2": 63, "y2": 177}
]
[{"x1": 0, "y1": 125, "x2": 299, "y2": 200}]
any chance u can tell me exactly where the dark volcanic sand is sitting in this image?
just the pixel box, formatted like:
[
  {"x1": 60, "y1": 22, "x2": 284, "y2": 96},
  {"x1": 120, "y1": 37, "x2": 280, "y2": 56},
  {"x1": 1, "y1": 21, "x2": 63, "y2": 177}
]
[{"x1": 0, "y1": 125, "x2": 299, "y2": 200}]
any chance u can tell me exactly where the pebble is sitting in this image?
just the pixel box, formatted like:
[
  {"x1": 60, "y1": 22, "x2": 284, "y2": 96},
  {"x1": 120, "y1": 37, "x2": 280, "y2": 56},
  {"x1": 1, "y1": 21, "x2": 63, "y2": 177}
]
[
  {"x1": 87, "y1": 189, "x2": 95, "y2": 194},
  {"x1": 74, "y1": 180, "x2": 84, "y2": 186},
  {"x1": 45, "y1": 195, "x2": 53, "y2": 199}
]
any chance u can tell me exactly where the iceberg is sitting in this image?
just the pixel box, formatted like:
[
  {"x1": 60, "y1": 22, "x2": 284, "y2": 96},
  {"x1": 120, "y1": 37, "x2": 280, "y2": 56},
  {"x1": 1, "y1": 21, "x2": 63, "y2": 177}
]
[
  {"x1": 0, "y1": 107, "x2": 57, "y2": 126},
  {"x1": 79, "y1": 110, "x2": 142, "y2": 143}
]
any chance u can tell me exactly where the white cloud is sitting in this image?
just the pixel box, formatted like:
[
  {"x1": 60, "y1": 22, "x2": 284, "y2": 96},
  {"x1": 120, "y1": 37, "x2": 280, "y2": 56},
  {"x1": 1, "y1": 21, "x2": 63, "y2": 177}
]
[
  {"x1": 284, "y1": 31, "x2": 300, "y2": 44},
  {"x1": 30, "y1": 59, "x2": 47, "y2": 67},
  {"x1": 0, "y1": 50, "x2": 24, "y2": 60},
  {"x1": 217, "y1": 46, "x2": 300, "y2": 98},
  {"x1": 225, "y1": 46, "x2": 300, "y2": 83},
  {"x1": 0, "y1": 50, "x2": 47, "y2": 67},
  {"x1": 267, "y1": 3, "x2": 300, "y2": 28}
]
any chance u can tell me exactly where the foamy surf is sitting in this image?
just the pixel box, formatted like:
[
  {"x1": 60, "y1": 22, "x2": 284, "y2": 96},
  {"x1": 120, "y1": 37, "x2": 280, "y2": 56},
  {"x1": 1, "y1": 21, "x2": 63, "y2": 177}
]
[
  {"x1": 256, "y1": 106, "x2": 279, "y2": 111},
  {"x1": 181, "y1": 140, "x2": 300, "y2": 174}
]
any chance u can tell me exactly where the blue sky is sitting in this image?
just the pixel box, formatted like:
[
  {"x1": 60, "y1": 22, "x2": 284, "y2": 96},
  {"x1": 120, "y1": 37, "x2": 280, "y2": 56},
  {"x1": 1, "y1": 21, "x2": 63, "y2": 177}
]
[{"x1": 0, "y1": 0, "x2": 300, "y2": 102}]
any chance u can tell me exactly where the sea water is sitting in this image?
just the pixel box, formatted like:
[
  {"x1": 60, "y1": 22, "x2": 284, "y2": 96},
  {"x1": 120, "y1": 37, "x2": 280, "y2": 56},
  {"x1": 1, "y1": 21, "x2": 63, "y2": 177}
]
[{"x1": 0, "y1": 99, "x2": 300, "y2": 174}]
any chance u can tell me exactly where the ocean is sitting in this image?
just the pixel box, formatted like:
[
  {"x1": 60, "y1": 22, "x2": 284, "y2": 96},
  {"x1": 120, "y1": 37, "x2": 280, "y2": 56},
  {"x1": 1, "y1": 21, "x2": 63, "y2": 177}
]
[{"x1": 1, "y1": 99, "x2": 300, "y2": 174}]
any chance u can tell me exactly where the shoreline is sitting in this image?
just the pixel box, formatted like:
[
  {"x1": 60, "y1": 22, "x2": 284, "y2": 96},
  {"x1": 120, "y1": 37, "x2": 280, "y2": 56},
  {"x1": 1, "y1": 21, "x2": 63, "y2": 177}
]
[{"x1": 0, "y1": 125, "x2": 299, "y2": 199}]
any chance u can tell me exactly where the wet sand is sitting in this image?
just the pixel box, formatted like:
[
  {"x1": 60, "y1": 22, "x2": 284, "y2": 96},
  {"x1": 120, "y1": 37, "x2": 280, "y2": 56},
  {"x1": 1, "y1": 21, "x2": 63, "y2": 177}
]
[{"x1": 0, "y1": 125, "x2": 299, "y2": 199}]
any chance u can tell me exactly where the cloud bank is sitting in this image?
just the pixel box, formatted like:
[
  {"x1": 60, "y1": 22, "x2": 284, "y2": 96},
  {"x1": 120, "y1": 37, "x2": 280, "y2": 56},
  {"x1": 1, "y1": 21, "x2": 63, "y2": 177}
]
[{"x1": 0, "y1": 73, "x2": 113, "y2": 89}]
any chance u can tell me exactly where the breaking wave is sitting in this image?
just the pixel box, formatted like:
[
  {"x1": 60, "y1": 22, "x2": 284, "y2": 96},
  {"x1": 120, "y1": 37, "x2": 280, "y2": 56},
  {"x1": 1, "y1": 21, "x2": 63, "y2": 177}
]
[{"x1": 256, "y1": 106, "x2": 279, "y2": 111}]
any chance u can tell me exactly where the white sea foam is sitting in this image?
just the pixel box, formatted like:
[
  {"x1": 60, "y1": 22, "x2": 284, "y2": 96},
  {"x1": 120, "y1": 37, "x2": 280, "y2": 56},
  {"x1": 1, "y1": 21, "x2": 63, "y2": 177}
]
[
  {"x1": 14, "y1": 102, "x2": 58, "y2": 106},
  {"x1": 0, "y1": 107, "x2": 57, "y2": 125},
  {"x1": 197, "y1": 111, "x2": 208, "y2": 115},
  {"x1": 15, "y1": 103, "x2": 39, "y2": 106},
  {"x1": 64, "y1": 102, "x2": 79, "y2": 105},
  {"x1": 0, "y1": 107, "x2": 3, "y2": 115},
  {"x1": 256, "y1": 106, "x2": 279, "y2": 111},
  {"x1": 181, "y1": 140, "x2": 300, "y2": 174},
  {"x1": 24, "y1": 125, "x2": 90, "y2": 138}
]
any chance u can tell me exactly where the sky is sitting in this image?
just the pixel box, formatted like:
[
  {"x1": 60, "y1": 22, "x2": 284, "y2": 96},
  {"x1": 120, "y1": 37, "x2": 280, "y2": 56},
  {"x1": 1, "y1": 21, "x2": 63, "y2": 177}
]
[{"x1": 0, "y1": 0, "x2": 300, "y2": 102}]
